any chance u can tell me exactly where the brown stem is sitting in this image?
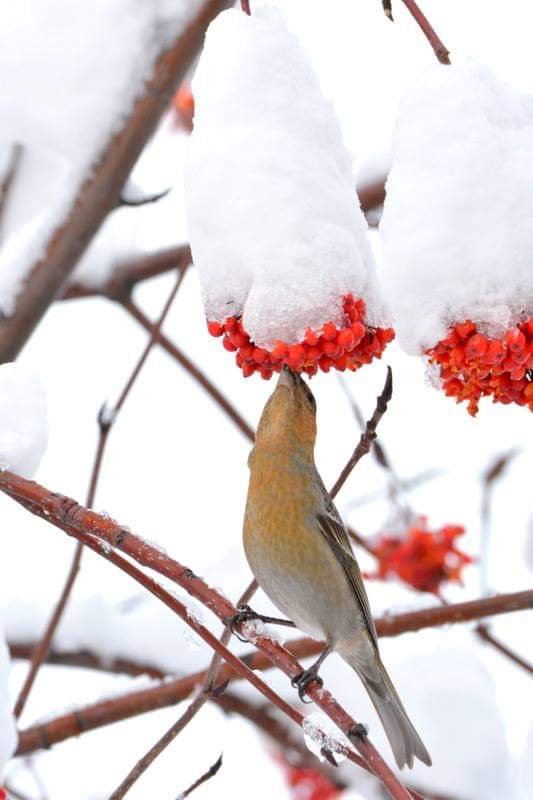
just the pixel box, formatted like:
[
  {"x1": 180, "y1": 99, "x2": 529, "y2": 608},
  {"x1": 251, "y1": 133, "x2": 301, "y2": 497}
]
[
  {"x1": 400, "y1": 0, "x2": 450, "y2": 64},
  {"x1": 123, "y1": 298, "x2": 255, "y2": 442},
  {"x1": 0, "y1": 143, "x2": 24, "y2": 243},
  {"x1": 179, "y1": 754, "x2": 223, "y2": 798},
  {"x1": 476, "y1": 624, "x2": 533, "y2": 676},
  {"x1": 0, "y1": 0, "x2": 232, "y2": 362},
  {"x1": 12, "y1": 274, "x2": 184, "y2": 719},
  {"x1": 330, "y1": 367, "x2": 392, "y2": 499}
]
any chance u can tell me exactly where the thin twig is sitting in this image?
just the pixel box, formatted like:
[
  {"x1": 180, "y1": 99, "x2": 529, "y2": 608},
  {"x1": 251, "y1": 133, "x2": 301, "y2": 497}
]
[
  {"x1": 0, "y1": 143, "x2": 23, "y2": 242},
  {"x1": 399, "y1": 0, "x2": 450, "y2": 64},
  {"x1": 14, "y1": 588, "x2": 532, "y2": 754},
  {"x1": 479, "y1": 450, "x2": 518, "y2": 596},
  {"x1": 330, "y1": 367, "x2": 392, "y2": 499},
  {"x1": 382, "y1": 1, "x2": 393, "y2": 21},
  {"x1": 241, "y1": 0, "x2": 251, "y2": 15},
  {"x1": 177, "y1": 754, "x2": 223, "y2": 798},
  {"x1": 12, "y1": 273, "x2": 184, "y2": 719},
  {"x1": 109, "y1": 579, "x2": 257, "y2": 799},
  {"x1": 476, "y1": 624, "x2": 533, "y2": 676},
  {"x1": 123, "y1": 298, "x2": 255, "y2": 442}
]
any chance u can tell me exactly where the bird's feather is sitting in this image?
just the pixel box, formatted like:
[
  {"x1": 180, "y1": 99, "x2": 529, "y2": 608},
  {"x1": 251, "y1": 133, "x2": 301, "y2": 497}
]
[{"x1": 316, "y1": 488, "x2": 378, "y2": 649}]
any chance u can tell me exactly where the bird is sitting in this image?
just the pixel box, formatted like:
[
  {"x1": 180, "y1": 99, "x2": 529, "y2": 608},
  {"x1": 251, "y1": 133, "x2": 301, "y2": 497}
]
[{"x1": 241, "y1": 366, "x2": 431, "y2": 770}]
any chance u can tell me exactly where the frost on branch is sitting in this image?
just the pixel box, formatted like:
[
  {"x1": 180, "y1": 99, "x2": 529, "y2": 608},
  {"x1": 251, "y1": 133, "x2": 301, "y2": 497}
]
[
  {"x1": 185, "y1": 9, "x2": 392, "y2": 378},
  {"x1": 381, "y1": 62, "x2": 533, "y2": 413},
  {"x1": 0, "y1": 631, "x2": 16, "y2": 785},
  {"x1": 0, "y1": 363, "x2": 47, "y2": 477}
]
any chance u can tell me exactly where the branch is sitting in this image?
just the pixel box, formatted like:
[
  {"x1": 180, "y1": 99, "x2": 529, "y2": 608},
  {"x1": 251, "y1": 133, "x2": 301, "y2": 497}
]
[
  {"x1": 15, "y1": 588, "x2": 532, "y2": 754},
  {"x1": 123, "y1": 298, "x2": 255, "y2": 442},
  {"x1": 0, "y1": 0, "x2": 232, "y2": 362},
  {"x1": 0, "y1": 143, "x2": 23, "y2": 242},
  {"x1": 475, "y1": 624, "x2": 533, "y2": 676},
  {"x1": 330, "y1": 367, "x2": 392, "y2": 498},
  {"x1": 62, "y1": 245, "x2": 192, "y2": 303},
  {"x1": 0, "y1": 472, "x2": 413, "y2": 800},
  {"x1": 177, "y1": 754, "x2": 223, "y2": 799},
  {"x1": 12, "y1": 273, "x2": 184, "y2": 718},
  {"x1": 399, "y1": 0, "x2": 450, "y2": 64}
]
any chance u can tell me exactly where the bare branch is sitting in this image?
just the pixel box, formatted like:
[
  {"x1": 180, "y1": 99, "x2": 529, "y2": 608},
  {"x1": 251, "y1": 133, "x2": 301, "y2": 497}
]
[
  {"x1": 476, "y1": 623, "x2": 533, "y2": 677},
  {"x1": 0, "y1": 0, "x2": 232, "y2": 362},
  {"x1": 177, "y1": 754, "x2": 223, "y2": 799},
  {"x1": 123, "y1": 298, "x2": 255, "y2": 442},
  {"x1": 399, "y1": 0, "x2": 450, "y2": 64},
  {"x1": 330, "y1": 367, "x2": 392, "y2": 499}
]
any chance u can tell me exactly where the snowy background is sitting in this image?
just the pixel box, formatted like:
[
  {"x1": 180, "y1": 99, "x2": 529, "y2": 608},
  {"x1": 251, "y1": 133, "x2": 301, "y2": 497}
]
[{"x1": 1, "y1": 1, "x2": 532, "y2": 798}]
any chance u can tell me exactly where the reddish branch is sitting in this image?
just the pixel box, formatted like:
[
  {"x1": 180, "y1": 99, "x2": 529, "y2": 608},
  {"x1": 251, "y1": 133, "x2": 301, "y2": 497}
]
[
  {"x1": 13, "y1": 587, "x2": 532, "y2": 755},
  {"x1": 476, "y1": 624, "x2": 533, "y2": 676},
  {"x1": 0, "y1": 472, "x2": 414, "y2": 800},
  {"x1": 0, "y1": 0, "x2": 232, "y2": 363},
  {"x1": 399, "y1": 0, "x2": 450, "y2": 64},
  {"x1": 12, "y1": 273, "x2": 185, "y2": 719}
]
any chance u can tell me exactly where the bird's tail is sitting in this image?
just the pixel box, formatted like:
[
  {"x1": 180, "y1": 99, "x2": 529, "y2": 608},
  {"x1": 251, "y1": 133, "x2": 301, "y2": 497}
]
[{"x1": 345, "y1": 652, "x2": 431, "y2": 770}]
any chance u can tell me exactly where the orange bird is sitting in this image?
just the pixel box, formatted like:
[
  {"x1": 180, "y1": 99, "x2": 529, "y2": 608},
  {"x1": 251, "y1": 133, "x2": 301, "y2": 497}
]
[{"x1": 241, "y1": 367, "x2": 431, "y2": 770}]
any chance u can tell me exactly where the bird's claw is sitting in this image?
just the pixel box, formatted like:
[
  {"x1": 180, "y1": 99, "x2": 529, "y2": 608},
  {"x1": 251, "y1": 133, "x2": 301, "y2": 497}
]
[
  {"x1": 291, "y1": 667, "x2": 323, "y2": 702},
  {"x1": 224, "y1": 603, "x2": 261, "y2": 643}
]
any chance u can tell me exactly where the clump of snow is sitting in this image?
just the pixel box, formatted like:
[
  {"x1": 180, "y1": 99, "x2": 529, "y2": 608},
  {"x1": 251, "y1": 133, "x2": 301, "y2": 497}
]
[
  {"x1": 185, "y1": 8, "x2": 387, "y2": 349},
  {"x1": 0, "y1": 631, "x2": 17, "y2": 778},
  {"x1": 302, "y1": 711, "x2": 348, "y2": 763},
  {"x1": 0, "y1": 0, "x2": 203, "y2": 313},
  {"x1": 0, "y1": 363, "x2": 48, "y2": 477},
  {"x1": 381, "y1": 61, "x2": 533, "y2": 354}
]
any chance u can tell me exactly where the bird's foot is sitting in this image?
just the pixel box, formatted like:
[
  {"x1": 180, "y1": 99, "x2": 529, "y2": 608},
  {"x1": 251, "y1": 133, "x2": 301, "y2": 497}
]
[
  {"x1": 291, "y1": 666, "x2": 324, "y2": 703},
  {"x1": 225, "y1": 604, "x2": 295, "y2": 642}
]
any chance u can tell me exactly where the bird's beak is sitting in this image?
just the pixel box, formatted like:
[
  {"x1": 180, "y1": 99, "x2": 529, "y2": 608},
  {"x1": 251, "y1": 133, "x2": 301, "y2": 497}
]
[{"x1": 277, "y1": 366, "x2": 297, "y2": 390}]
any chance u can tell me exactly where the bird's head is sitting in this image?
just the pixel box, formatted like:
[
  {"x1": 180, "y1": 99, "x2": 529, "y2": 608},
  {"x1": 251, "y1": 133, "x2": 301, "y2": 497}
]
[{"x1": 255, "y1": 367, "x2": 317, "y2": 454}]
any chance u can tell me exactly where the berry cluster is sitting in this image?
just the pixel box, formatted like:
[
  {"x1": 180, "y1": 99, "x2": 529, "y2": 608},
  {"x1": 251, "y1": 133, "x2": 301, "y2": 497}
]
[
  {"x1": 426, "y1": 319, "x2": 533, "y2": 416},
  {"x1": 368, "y1": 520, "x2": 472, "y2": 595},
  {"x1": 207, "y1": 295, "x2": 394, "y2": 379}
]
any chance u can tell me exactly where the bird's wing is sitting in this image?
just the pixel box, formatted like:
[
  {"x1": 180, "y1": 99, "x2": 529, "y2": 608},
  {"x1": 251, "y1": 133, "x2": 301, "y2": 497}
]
[{"x1": 317, "y1": 493, "x2": 379, "y2": 649}]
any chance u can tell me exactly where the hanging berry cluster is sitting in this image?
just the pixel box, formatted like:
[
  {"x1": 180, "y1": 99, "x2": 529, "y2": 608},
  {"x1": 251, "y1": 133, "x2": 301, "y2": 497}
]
[
  {"x1": 367, "y1": 519, "x2": 473, "y2": 595},
  {"x1": 426, "y1": 319, "x2": 533, "y2": 416},
  {"x1": 207, "y1": 294, "x2": 394, "y2": 379}
]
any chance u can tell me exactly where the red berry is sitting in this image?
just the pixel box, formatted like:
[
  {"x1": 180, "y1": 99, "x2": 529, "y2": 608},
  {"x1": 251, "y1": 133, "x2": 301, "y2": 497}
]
[
  {"x1": 506, "y1": 329, "x2": 526, "y2": 352},
  {"x1": 319, "y1": 356, "x2": 334, "y2": 372},
  {"x1": 322, "y1": 322, "x2": 337, "y2": 341},
  {"x1": 242, "y1": 363, "x2": 255, "y2": 378},
  {"x1": 259, "y1": 367, "x2": 273, "y2": 380},
  {"x1": 306, "y1": 346, "x2": 321, "y2": 363},
  {"x1": 351, "y1": 321, "x2": 366, "y2": 342},
  {"x1": 223, "y1": 336, "x2": 237, "y2": 352},
  {"x1": 337, "y1": 328, "x2": 355, "y2": 348},
  {"x1": 486, "y1": 340, "x2": 506, "y2": 363},
  {"x1": 323, "y1": 341, "x2": 340, "y2": 358},
  {"x1": 456, "y1": 321, "x2": 476, "y2": 339},
  {"x1": 304, "y1": 328, "x2": 319, "y2": 346},
  {"x1": 287, "y1": 344, "x2": 305, "y2": 368},
  {"x1": 252, "y1": 347, "x2": 268, "y2": 363},
  {"x1": 271, "y1": 340, "x2": 288, "y2": 360},
  {"x1": 224, "y1": 317, "x2": 238, "y2": 333},
  {"x1": 207, "y1": 320, "x2": 224, "y2": 337},
  {"x1": 466, "y1": 333, "x2": 488, "y2": 358}
]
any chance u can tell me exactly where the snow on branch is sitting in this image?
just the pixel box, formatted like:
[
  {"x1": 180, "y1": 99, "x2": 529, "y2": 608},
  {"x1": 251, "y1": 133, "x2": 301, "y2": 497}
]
[{"x1": 0, "y1": 0, "x2": 232, "y2": 363}]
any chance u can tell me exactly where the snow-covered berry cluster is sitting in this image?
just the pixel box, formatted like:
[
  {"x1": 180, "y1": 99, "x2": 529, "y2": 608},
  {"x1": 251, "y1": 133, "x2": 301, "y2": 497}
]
[
  {"x1": 207, "y1": 294, "x2": 394, "y2": 379},
  {"x1": 426, "y1": 319, "x2": 533, "y2": 416},
  {"x1": 368, "y1": 519, "x2": 472, "y2": 595}
]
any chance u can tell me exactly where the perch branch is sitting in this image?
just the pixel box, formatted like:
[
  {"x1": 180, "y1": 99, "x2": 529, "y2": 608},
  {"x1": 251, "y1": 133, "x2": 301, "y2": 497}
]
[
  {"x1": 14, "y1": 588, "x2": 532, "y2": 753},
  {"x1": 399, "y1": 0, "x2": 450, "y2": 64},
  {"x1": 0, "y1": 472, "x2": 413, "y2": 800}
]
